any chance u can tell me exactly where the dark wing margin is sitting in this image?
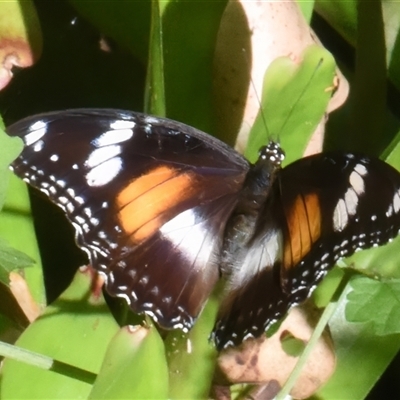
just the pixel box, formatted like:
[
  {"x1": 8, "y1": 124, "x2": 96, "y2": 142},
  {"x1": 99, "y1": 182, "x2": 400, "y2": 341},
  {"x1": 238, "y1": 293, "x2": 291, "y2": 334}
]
[{"x1": 7, "y1": 108, "x2": 249, "y2": 331}]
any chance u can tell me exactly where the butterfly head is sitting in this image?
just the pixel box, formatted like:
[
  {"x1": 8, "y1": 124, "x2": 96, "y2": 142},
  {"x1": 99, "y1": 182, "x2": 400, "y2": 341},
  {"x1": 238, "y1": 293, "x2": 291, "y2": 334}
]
[{"x1": 258, "y1": 141, "x2": 285, "y2": 167}]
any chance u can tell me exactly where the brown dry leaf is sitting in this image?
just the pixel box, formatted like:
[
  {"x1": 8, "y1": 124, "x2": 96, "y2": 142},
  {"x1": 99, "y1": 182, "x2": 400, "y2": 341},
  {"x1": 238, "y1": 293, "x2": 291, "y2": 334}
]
[
  {"x1": 9, "y1": 271, "x2": 40, "y2": 322},
  {"x1": 213, "y1": 0, "x2": 349, "y2": 154},
  {"x1": 78, "y1": 265, "x2": 110, "y2": 306},
  {"x1": 215, "y1": 305, "x2": 336, "y2": 399},
  {"x1": 0, "y1": 0, "x2": 42, "y2": 90}
]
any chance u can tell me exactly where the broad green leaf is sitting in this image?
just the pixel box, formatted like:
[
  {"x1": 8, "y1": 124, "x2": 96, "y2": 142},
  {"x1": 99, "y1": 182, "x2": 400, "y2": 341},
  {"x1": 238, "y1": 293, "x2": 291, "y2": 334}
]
[
  {"x1": 346, "y1": 277, "x2": 400, "y2": 336},
  {"x1": 0, "y1": 179, "x2": 44, "y2": 310},
  {"x1": 166, "y1": 295, "x2": 219, "y2": 399},
  {"x1": 349, "y1": 0, "x2": 386, "y2": 154},
  {"x1": 318, "y1": 278, "x2": 400, "y2": 399},
  {"x1": 0, "y1": 122, "x2": 23, "y2": 211},
  {"x1": 69, "y1": 1, "x2": 151, "y2": 64},
  {"x1": 315, "y1": 0, "x2": 400, "y2": 103},
  {"x1": 245, "y1": 45, "x2": 336, "y2": 164},
  {"x1": 0, "y1": 122, "x2": 44, "y2": 306},
  {"x1": 1, "y1": 268, "x2": 119, "y2": 399},
  {"x1": 89, "y1": 325, "x2": 168, "y2": 400},
  {"x1": 161, "y1": 0, "x2": 227, "y2": 133}
]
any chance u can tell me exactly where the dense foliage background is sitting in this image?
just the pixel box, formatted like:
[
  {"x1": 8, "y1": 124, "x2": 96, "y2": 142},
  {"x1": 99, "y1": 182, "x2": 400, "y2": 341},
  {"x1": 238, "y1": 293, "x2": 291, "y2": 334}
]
[{"x1": 1, "y1": 1, "x2": 400, "y2": 398}]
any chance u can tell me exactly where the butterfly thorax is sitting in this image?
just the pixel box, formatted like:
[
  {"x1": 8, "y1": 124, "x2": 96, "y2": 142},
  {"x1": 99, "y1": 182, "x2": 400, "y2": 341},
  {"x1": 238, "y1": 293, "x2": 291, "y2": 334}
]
[{"x1": 220, "y1": 142, "x2": 285, "y2": 275}]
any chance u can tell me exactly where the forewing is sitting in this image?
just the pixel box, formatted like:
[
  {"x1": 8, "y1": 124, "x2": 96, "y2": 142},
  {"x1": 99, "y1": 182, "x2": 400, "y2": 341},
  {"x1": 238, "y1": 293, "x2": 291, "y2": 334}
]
[{"x1": 7, "y1": 109, "x2": 249, "y2": 330}]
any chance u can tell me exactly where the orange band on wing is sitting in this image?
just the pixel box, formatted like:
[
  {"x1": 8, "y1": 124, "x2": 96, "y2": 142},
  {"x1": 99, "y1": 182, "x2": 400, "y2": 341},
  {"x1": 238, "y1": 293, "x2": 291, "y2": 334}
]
[
  {"x1": 116, "y1": 165, "x2": 194, "y2": 243},
  {"x1": 283, "y1": 193, "x2": 321, "y2": 270}
]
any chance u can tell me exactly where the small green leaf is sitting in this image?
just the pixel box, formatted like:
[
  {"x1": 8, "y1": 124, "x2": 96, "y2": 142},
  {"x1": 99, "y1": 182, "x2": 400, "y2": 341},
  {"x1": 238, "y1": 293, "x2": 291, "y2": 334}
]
[
  {"x1": 89, "y1": 325, "x2": 169, "y2": 400},
  {"x1": 0, "y1": 237, "x2": 35, "y2": 284},
  {"x1": 346, "y1": 276, "x2": 400, "y2": 336}
]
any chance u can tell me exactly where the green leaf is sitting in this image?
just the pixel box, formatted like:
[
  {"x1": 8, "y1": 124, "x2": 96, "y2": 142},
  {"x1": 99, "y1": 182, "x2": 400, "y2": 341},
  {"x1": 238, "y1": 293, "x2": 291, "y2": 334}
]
[
  {"x1": 69, "y1": 1, "x2": 151, "y2": 64},
  {"x1": 245, "y1": 44, "x2": 336, "y2": 164},
  {"x1": 314, "y1": 0, "x2": 357, "y2": 48},
  {"x1": 281, "y1": 335, "x2": 306, "y2": 357},
  {"x1": 166, "y1": 295, "x2": 218, "y2": 399},
  {"x1": 0, "y1": 238, "x2": 35, "y2": 284},
  {"x1": 314, "y1": 0, "x2": 400, "y2": 99},
  {"x1": 296, "y1": 0, "x2": 315, "y2": 22},
  {"x1": 89, "y1": 326, "x2": 168, "y2": 400},
  {"x1": 0, "y1": 115, "x2": 44, "y2": 307},
  {"x1": 0, "y1": 121, "x2": 23, "y2": 211},
  {"x1": 318, "y1": 279, "x2": 400, "y2": 399},
  {"x1": 162, "y1": 0, "x2": 227, "y2": 133},
  {"x1": 346, "y1": 277, "x2": 400, "y2": 336},
  {"x1": 350, "y1": 0, "x2": 386, "y2": 154},
  {"x1": 0, "y1": 268, "x2": 119, "y2": 399},
  {"x1": 0, "y1": 174, "x2": 45, "y2": 308},
  {"x1": 0, "y1": 123, "x2": 34, "y2": 286}
]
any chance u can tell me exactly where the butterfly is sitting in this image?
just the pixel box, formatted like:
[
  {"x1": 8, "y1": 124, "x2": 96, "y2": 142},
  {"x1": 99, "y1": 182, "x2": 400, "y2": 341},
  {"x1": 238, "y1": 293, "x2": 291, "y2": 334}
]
[{"x1": 7, "y1": 108, "x2": 400, "y2": 350}]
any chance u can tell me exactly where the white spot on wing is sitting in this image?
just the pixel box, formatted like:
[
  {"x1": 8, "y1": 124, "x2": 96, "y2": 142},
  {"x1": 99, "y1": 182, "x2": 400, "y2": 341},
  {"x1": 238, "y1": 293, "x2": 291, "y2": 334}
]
[
  {"x1": 86, "y1": 157, "x2": 122, "y2": 187},
  {"x1": 394, "y1": 189, "x2": 400, "y2": 213},
  {"x1": 93, "y1": 128, "x2": 133, "y2": 147},
  {"x1": 85, "y1": 145, "x2": 121, "y2": 168},
  {"x1": 344, "y1": 187, "x2": 358, "y2": 216},
  {"x1": 349, "y1": 170, "x2": 365, "y2": 195},
  {"x1": 33, "y1": 140, "x2": 44, "y2": 152},
  {"x1": 160, "y1": 209, "x2": 209, "y2": 265},
  {"x1": 110, "y1": 120, "x2": 136, "y2": 130},
  {"x1": 24, "y1": 121, "x2": 47, "y2": 145},
  {"x1": 354, "y1": 163, "x2": 368, "y2": 176},
  {"x1": 333, "y1": 198, "x2": 348, "y2": 232}
]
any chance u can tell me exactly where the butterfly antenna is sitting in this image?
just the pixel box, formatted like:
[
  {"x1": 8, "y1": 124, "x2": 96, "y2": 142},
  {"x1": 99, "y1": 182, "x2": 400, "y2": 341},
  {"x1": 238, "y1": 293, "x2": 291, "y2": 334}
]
[
  {"x1": 251, "y1": 75, "x2": 272, "y2": 141},
  {"x1": 240, "y1": 47, "x2": 272, "y2": 143},
  {"x1": 275, "y1": 57, "x2": 325, "y2": 140}
]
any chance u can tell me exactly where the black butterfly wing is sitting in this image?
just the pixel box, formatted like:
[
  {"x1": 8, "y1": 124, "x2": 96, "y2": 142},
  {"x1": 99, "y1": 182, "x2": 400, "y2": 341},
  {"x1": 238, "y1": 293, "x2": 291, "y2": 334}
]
[
  {"x1": 7, "y1": 109, "x2": 249, "y2": 331},
  {"x1": 279, "y1": 152, "x2": 400, "y2": 301},
  {"x1": 214, "y1": 151, "x2": 400, "y2": 349}
]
